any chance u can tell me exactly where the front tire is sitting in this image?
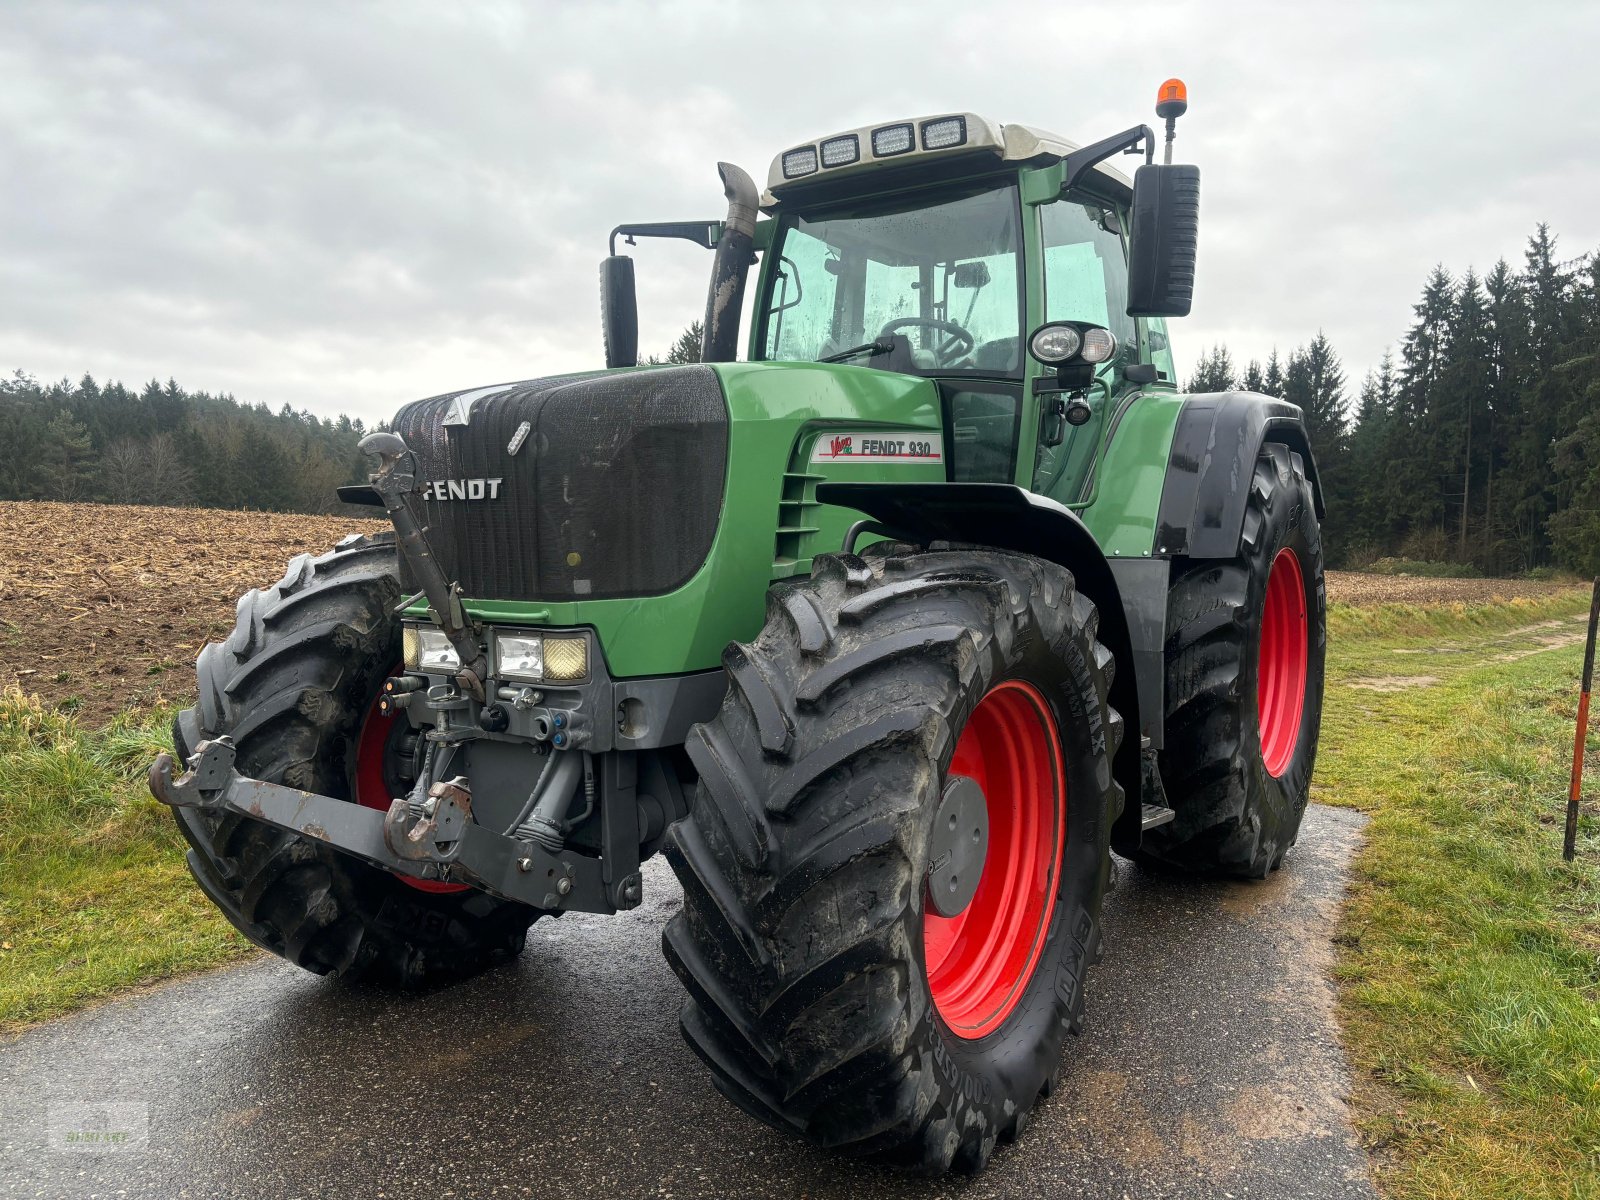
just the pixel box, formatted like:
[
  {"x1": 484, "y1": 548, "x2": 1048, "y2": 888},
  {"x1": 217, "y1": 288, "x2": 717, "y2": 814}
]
[
  {"x1": 1143, "y1": 442, "x2": 1327, "y2": 877},
  {"x1": 663, "y1": 547, "x2": 1124, "y2": 1173},
  {"x1": 172, "y1": 533, "x2": 540, "y2": 987}
]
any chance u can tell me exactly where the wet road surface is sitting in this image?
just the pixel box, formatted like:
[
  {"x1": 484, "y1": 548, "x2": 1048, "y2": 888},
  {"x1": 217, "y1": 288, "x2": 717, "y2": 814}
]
[{"x1": 0, "y1": 805, "x2": 1374, "y2": 1199}]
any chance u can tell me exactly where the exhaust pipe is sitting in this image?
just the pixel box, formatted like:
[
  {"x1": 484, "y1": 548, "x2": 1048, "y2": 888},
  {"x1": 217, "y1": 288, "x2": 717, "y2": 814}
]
[{"x1": 700, "y1": 162, "x2": 758, "y2": 363}]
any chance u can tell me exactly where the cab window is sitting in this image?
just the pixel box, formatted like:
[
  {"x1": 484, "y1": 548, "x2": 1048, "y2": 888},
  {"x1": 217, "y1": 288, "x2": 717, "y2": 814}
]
[
  {"x1": 759, "y1": 182, "x2": 1024, "y2": 375},
  {"x1": 1144, "y1": 316, "x2": 1178, "y2": 385},
  {"x1": 1041, "y1": 197, "x2": 1133, "y2": 351}
]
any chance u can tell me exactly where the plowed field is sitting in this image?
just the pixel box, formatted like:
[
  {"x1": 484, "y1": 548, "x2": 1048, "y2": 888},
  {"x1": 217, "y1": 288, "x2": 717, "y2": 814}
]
[
  {"x1": 0, "y1": 502, "x2": 387, "y2": 723},
  {"x1": 0, "y1": 501, "x2": 1581, "y2": 724},
  {"x1": 1321, "y1": 572, "x2": 1578, "y2": 605}
]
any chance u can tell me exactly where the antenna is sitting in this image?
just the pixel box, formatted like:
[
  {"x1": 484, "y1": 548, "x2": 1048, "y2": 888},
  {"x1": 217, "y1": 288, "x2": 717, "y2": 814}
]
[{"x1": 1155, "y1": 78, "x2": 1188, "y2": 165}]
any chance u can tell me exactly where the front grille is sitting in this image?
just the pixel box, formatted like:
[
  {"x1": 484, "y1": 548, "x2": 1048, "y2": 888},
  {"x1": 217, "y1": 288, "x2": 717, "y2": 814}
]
[{"x1": 391, "y1": 366, "x2": 728, "y2": 602}]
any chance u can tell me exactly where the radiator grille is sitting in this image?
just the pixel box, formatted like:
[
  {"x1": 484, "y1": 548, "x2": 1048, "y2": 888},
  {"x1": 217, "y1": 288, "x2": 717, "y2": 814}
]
[{"x1": 390, "y1": 366, "x2": 728, "y2": 602}]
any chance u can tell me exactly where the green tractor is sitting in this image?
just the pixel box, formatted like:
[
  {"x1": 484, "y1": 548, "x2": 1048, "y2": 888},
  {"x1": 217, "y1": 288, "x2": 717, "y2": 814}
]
[{"x1": 151, "y1": 80, "x2": 1325, "y2": 1173}]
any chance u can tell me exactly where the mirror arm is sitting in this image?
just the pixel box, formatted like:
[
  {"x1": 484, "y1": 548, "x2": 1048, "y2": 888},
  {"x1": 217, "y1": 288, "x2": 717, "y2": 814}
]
[
  {"x1": 1059, "y1": 125, "x2": 1155, "y2": 194},
  {"x1": 607, "y1": 221, "x2": 723, "y2": 257}
]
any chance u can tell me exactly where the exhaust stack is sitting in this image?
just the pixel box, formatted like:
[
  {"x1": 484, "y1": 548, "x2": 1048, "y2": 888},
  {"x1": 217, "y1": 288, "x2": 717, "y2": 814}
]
[{"x1": 700, "y1": 162, "x2": 758, "y2": 363}]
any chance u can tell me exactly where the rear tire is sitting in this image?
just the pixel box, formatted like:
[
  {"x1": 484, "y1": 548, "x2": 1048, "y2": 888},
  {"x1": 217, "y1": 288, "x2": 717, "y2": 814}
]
[
  {"x1": 172, "y1": 533, "x2": 539, "y2": 987},
  {"x1": 1143, "y1": 443, "x2": 1326, "y2": 878},
  {"x1": 663, "y1": 547, "x2": 1123, "y2": 1173}
]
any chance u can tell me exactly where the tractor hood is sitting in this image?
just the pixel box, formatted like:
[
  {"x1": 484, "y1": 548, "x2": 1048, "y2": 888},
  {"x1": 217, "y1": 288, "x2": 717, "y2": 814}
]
[{"x1": 389, "y1": 360, "x2": 944, "y2": 678}]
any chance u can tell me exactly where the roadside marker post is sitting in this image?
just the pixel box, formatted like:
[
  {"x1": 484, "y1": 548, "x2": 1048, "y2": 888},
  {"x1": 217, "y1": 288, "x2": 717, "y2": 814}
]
[{"x1": 1565, "y1": 576, "x2": 1600, "y2": 862}]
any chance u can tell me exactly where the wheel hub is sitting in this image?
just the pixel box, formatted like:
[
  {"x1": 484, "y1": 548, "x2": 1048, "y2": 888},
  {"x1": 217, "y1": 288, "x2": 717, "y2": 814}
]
[{"x1": 927, "y1": 774, "x2": 989, "y2": 918}]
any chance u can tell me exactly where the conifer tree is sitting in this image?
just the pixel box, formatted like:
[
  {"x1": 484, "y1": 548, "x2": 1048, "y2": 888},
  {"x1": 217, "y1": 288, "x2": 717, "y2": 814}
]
[
  {"x1": 1480, "y1": 258, "x2": 1529, "y2": 568},
  {"x1": 1292, "y1": 332, "x2": 1348, "y2": 456},
  {"x1": 1442, "y1": 270, "x2": 1493, "y2": 558},
  {"x1": 1186, "y1": 344, "x2": 1237, "y2": 393},
  {"x1": 1263, "y1": 349, "x2": 1284, "y2": 396}
]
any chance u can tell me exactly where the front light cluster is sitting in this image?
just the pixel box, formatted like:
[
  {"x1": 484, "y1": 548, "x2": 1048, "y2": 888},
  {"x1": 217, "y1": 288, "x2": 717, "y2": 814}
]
[
  {"x1": 497, "y1": 632, "x2": 588, "y2": 682},
  {"x1": 403, "y1": 624, "x2": 590, "y2": 683},
  {"x1": 403, "y1": 625, "x2": 460, "y2": 673},
  {"x1": 1027, "y1": 321, "x2": 1120, "y2": 367}
]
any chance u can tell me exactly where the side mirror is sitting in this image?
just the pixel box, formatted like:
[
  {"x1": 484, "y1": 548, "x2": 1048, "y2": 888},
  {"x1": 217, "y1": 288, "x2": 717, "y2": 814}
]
[
  {"x1": 1126, "y1": 163, "x2": 1199, "y2": 318},
  {"x1": 600, "y1": 256, "x2": 639, "y2": 368}
]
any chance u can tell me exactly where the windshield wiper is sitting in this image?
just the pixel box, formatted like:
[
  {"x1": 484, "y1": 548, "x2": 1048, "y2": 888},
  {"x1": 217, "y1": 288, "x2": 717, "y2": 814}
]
[{"x1": 817, "y1": 339, "x2": 890, "y2": 364}]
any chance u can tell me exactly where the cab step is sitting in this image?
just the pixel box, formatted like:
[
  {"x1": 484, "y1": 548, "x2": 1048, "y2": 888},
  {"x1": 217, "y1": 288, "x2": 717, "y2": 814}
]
[{"x1": 1140, "y1": 803, "x2": 1176, "y2": 831}]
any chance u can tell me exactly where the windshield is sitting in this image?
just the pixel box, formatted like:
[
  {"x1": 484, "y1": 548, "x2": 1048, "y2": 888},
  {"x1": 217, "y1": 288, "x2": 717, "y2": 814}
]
[{"x1": 759, "y1": 183, "x2": 1022, "y2": 374}]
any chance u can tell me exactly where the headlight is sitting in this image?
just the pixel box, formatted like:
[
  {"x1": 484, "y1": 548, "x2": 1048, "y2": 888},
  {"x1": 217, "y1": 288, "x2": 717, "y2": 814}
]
[
  {"x1": 403, "y1": 625, "x2": 460, "y2": 673},
  {"x1": 495, "y1": 634, "x2": 544, "y2": 683},
  {"x1": 493, "y1": 632, "x2": 589, "y2": 683},
  {"x1": 1030, "y1": 324, "x2": 1082, "y2": 364}
]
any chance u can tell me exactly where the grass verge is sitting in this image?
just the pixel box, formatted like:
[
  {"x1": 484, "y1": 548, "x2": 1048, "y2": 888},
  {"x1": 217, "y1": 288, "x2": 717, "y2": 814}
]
[
  {"x1": 1320, "y1": 589, "x2": 1600, "y2": 1198},
  {"x1": 0, "y1": 688, "x2": 252, "y2": 1035},
  {"x1": 1327, "y1": 587, "x2": 1588, "y2": 645}
]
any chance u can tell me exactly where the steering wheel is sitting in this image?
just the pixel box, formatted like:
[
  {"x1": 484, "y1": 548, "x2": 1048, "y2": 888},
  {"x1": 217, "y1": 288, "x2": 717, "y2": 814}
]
[{"x1": 876, "y1": 317, "x2": 976, "y2": 366}]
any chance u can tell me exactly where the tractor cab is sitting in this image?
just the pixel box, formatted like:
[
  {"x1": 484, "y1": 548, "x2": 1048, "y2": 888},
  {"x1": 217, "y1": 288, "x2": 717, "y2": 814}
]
[
  {"x1": 604, "y1": 109, "x2": 1198, "y2": 508},
  {"x1": 754, "y1": 114, "x2": 1136, "y2": 377},
  {"x1": 752, "y1": 116, "x2": 1148, "y2": 499}
]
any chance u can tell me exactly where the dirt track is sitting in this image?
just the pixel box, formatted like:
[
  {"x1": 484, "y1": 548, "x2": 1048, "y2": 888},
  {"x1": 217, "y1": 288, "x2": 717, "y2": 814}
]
[{"x1": 0, "y1": 501, "x2": 1577, "y2": 724}]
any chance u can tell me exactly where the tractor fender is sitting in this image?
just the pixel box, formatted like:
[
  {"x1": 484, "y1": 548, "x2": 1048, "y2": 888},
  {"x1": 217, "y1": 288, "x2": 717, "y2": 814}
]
[
  {"x1": 814, "y1": 481, "x2": 1149, "y2": 841},
  {"x1": 1153, "y1": 392, "x2": 1325, "y2": 560}
]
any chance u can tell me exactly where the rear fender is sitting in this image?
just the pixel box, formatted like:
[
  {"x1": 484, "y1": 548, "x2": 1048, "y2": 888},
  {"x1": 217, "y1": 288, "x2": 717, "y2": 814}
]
[
  {"x1": 815, "y1": 481, "x2": 1150, "y2": 851},
  {"x1": 1154, "y1": 392, "x2": 1324, "y2": 559}
]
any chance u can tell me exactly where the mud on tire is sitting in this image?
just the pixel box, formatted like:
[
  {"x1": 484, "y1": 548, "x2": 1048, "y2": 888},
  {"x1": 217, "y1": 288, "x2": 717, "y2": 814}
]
[
  {"x1": 663, "y1": 546, "x2": 1124, "y2": 1173},
  {"x1": 1143, "y1": 442, "x2": 1327, "y2": 878},
  {"x1": 171, "y1": 533, "x2": 538, "y2": 987}
]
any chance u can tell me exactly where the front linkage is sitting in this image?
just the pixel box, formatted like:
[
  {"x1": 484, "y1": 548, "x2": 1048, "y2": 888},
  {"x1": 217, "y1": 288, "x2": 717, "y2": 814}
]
[{"x1": 149, "y1": 733, "x2": 636, "y2": 913}]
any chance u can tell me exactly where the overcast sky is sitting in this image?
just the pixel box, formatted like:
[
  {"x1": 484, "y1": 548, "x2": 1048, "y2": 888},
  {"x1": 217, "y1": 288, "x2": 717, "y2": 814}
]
[{"x1": 4, "y1": 1, "x2": 1599, "y2": 422}]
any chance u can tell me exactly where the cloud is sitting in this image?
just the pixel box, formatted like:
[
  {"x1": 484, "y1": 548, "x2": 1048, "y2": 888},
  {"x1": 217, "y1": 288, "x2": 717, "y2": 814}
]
[{"x1": 2, "y1": 0, "x2": 1597, "y2": 418}]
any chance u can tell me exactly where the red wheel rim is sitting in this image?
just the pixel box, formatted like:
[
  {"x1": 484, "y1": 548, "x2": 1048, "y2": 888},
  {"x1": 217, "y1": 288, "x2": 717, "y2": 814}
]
[
  {"x1": 354, "y1": 687, "x2": 469, "y2": 895},
  {"x1": 923, "y1": 680, "x2": 1066, "y2": 1040},
  {"x1": 1257, "y1": 547, "x2": 1308, "y2": 778}
]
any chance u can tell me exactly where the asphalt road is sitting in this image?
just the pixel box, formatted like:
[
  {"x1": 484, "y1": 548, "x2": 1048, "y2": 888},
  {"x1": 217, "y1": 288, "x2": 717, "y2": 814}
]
[{"x1": 0, "y1": 805, "x2": 1374, "y2": 1200}]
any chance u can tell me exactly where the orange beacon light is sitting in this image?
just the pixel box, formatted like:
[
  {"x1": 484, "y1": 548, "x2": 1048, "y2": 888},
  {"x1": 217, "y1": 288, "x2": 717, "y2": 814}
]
[
  {"x1": 1156, "y1": 78, "x2": 1188, "y2": 119},
  {"x1": 1156, "y1": 78, "x2": 1188, "y2": 163}
]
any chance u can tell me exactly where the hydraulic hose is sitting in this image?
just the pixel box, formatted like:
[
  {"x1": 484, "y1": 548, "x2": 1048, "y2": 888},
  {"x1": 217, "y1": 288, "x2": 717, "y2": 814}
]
[{"x1": 513, "y1": 750, "x2": 585, "y2": 852}]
